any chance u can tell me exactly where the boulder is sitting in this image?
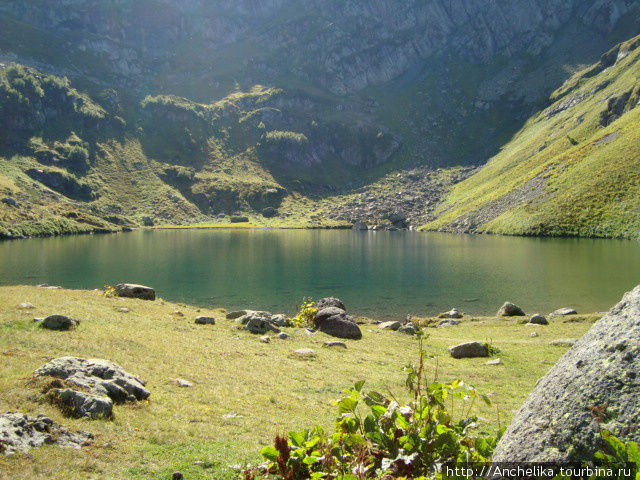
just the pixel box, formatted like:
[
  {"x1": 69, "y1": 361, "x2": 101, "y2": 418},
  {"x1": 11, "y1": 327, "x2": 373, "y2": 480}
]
[
  {"x1": 276, "y1": 332, "x2": 290, "y2": 340},
  {"x1": 194, "y1": 316, "x2": 216, "y2": 325},
  {"x1": 226, "y1": 310, "x2": 250, "y2": 319},
  {"x1": 314, "y1": 306, "x2": 346, "y2": 324},
  {"x1": 35, "y1": 357, "x2": 149, "y2": 403},
  {"x1": 230, "y1": 216, "x2": 249, "y2": 223},
  {"x1": 292, "y1": 348, "x2": 316, "y2": 359},
  {"x1": 493, "y1": 286, "x2": 640, "y2": 462},
  {"x1": 379, "y1": 321, "x2": 402, "y2": 331},
  {"x1": 398, "y1": 324, "x2": 417, "y2": 335},
  {"x1": 487, "y1": 358, "x2": 502, "y2": 365},
  {"x1": 51, "y1": 389, "x2": 113, "y2": 419},
  {"x1": 40, "y1": 314, "x2": 79, "y2": 331},
  {"x1": 550, "y1": 307, "x2": 578, "y2": 316},
  {"x1": 240, "y1": 312, "x2": 281, "y2": 334},
  {"x1": 437, "y1": 319, "x2": 460, "y2": 327},
  {"x1": 497, "y1": 301, "x2": 525, "y2": 316},
  {"x1": 439, "y1": 309, "x2": 462, "y2": 319},
  {"x1": 261, "y1": 207, "x2": 278, "y2": 218},
  {"x1": 316, "y1": 313, "x2": 362, "y2": 340},
  {"x1": 0, "y1": 413, "x2": 93, "y2": 455},
  {"x1": 448, "y1": 342, "x2": 489, "y2": 359},
  {"x1": 114, "y1": 283, "x2": 155, "y2": 301},
  {"x1": 315, "y1": 297, "x2": 346, "y2": 311},
  {"x1": 270, "y1": 314, "x2": 292, "y2": 327},
  {"x1": 1, "y1": 197, "x2": 19, "y2": 208},
  {"x1": 528, "y1": 314, "x2": 548, "y2": 325},
  {"x1": 323, "y1": 341, "x2": 347, "y2": 348},
  {"x1": 260, "y1": 335, "x2": 270, "y2": 343}
]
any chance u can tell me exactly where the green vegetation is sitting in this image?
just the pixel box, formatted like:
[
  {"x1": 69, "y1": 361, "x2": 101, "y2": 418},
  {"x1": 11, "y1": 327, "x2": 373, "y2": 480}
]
[
  {"x1": 424, "y1": 35, "x2": 640, "y2": 239},
  {"x1": 0, "y1": 286, "x2": 599, "y2": 479},
  {"x1": 245, "y1": 333, "x2": 500, "y2": 479}
]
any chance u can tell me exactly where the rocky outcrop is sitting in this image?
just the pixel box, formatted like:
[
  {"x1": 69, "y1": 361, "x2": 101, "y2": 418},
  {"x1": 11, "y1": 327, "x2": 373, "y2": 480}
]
[
  {"x1": 492, "y1": 285, "x2": 640, "y2": 462},
  {"x1": 0, "y1": 412, "x2": 93, "y2": 455}
]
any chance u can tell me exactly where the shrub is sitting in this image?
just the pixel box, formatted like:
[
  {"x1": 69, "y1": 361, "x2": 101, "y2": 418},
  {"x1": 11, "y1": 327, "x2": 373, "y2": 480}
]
[
  {"x1": 243, "y1": 334, "x2": 501, "y2": 479},
  {"x1": 290, "y1": 297, "x2": 317, "y2": 328}
]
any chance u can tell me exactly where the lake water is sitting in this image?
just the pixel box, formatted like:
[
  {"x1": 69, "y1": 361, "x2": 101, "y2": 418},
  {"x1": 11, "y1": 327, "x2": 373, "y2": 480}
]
[{"x1": 0, "y1": 229, "x2": 639, "y2": 319}]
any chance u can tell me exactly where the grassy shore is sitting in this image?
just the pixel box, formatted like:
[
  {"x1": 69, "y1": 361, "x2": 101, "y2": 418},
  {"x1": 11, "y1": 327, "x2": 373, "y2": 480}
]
[{"x1": 0, "y1": 286, "x2": 600, "y2": 479}]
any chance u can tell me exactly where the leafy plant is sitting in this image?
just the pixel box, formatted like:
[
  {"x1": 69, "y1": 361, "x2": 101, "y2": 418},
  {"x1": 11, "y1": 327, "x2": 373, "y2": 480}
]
[
  {"x1": 103, "y1": 284, "x2": 117, "y2": 298},
  {"x1": 243, "y1": 333, "x2": 501, "y2": 479},
  {"x1": 290, "y1": 298, "x2": 317, "y2": 328}
]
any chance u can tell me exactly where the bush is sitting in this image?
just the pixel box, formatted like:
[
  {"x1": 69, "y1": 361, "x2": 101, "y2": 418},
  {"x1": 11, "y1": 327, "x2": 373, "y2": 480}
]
[
  {"x1": 243, "y1": 334, "x2": 501, "y2": 479},
  {"x1": 289, "y1": 298, "x2": 317, "y2": 328}
]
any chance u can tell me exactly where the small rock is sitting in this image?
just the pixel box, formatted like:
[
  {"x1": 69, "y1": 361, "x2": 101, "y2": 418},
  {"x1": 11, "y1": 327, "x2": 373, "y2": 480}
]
[
  {"x1": 549, "y1": 338, "x2": 578, "y2": 347},
  {"x1": 270, "y1": 314, "x2": 292, "y2": 327},
  {"x1": 448, "y1": 341, "x2": 489, "y2": 359},
  {"x1": 226, "y1": 310, "x2": 250, "y2": 319},
  {"x1": 315, "y1": 297, "x2": 346, "y2": 311},
  {"x1": 117, "y1": 307, "x2": 130, "y2": 313},
  {"x1": 398, "y1": 324, "x2": 417, "y2": 335},
  {"x1": 114, "y1": 283, "x2": 155, "y2": 301},
  {"x1": 323, "y1": 341, "x2": 347, "y2": 348},
  {"x1": 194, "y1": 316, "x2": 216, "y2": 325},
  {"x1": 37, "y1": 284, "x2": 62, "y2": 289},
  {"x1": 292, "y1": 348, "x2": 316, "y2": 359},
  {"x1": 172, "y1": 310, "x2": 184, "y2": 317},
  {"x1": 439, "y1": 309, "x2": 462, "y2": 319},
  {"x1": 40, "y1": 315, "x2": 79, "y2": 331},
  {"x1": 378, "y1": 321, "x2": 402, "y2": 330},
  {"x1": 51, "y1": 388, "x2": 113, "y2": 419},
  {"x1": 172, "y1": 472, "x2": 184, "y2": 480},
  {"x1": 550, "y1": 307, "x2": 578, "y2": 316},
  {"x1": 277, "y1": 332, "x2": 290, "y2": 340},
  {"x1": 172, "y1": 379, "x2": 193, "y2": 388},
  {"x1": 487, "y1": 358, "x2": 502, "y2": 365},
  {"x1": 437, "y1": 319, "x2": 460, "y2": 327},
  {"x1": 304, "y1": 328, "x2": 316, "y2": 336},
  {"x1": 18, "y1": 302, "x2": 35, "y2": 309},
  {"x1": 260, "y1": 335, "x2": 270, "y2": 343},
  {"x1": 531, "y1": 332, "x2": 539, "y2": 337},
  {"x1": 497, "y1": 302, "x2": 525, "y2": 317},
  {"x1": 529, "y1": 314, "x2": 548, "y2": 325}
]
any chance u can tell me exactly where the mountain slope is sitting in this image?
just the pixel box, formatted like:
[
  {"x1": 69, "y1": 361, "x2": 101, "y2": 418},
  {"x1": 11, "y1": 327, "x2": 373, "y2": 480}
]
[{"x1": 424, "y1": 35, "x2": 640, "y2": 238}]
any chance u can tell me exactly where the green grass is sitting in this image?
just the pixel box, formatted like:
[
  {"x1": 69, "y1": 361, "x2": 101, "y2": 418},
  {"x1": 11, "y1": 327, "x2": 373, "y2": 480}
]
[
  {"x1": 0, "y1": 286, "x2": 600, "y2": 479},
  {"x1": 424, "y1": 35, "x2": 640, "y2": 238}
]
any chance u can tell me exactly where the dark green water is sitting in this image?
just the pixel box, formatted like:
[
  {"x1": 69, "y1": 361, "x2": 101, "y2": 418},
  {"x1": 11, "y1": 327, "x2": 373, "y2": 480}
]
[{"x1": 1, "y1": 229, "x2": 639, "y2": 319}]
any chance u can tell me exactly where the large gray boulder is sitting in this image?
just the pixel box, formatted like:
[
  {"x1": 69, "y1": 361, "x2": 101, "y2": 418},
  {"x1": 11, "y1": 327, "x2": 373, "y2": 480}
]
[
  {"x1": 0, "y1": 413, "x2": 93, "y2": 455},
  {"x1": 51, "y1": 389, "x2": 113, "y2": 419},
  {"x1": 114, "y1": 283, "x2": 155, "y2": 301},
  {"x1": 315, "y1": 306, "x2": 346, "y2": 324},
  {"x1": 448, "y1": 341, "x2": 488, "y2": 358},
  {"x1": 316, "y1": 313, "x2": 362, "y2": 340},
  {"x1": 315, "y1": 297, "x2": 346, "y2": 311},
  {"x1": 492, "y1": 285, "x2": 640, "y2": 462},
  {"x1": 35, "y1": 357, "x2": 149, "y2": 403},
  {"x1": 497, "y1": 301, "x2": 525, "y2": 316},
  {"x1": 40, "y1": 314, "x2": 80, "y2": 330}
]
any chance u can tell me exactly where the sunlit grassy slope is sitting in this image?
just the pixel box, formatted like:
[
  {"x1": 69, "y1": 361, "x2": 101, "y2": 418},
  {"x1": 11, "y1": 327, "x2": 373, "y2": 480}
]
[
  {"x1": 424, "y1": 35, "x2": 640, "y2": 238},
  {"x1": 0, "y1": 286, "x2": 600, "y2": 479}
]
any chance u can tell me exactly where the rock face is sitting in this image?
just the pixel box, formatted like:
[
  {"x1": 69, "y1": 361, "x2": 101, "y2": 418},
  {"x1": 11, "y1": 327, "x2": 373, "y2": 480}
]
[
  {"x1": 35, "y1": 357, "x2": 150, "y2": 404},
  {"x1": 114, "y1": 283, "x2": 156, "y2": 301},
  {"x1": 40, "y1": 314, "x2": 79, "y2": 330},
  {"x1": 448, "y1": 342, "x2": 489, "y2": 359},
  {"x1": 492, "y1": 285, "x2": 640, "y2": 462},
  {"x1": 497, "y1": 301, "x2": 525, "y2": 316},
  {"x1": 51, "y1": 389, "x2": 113, "y2": 419},
  {"x1": 0, "y1": 412, "x2": 93, "y2": 455}
]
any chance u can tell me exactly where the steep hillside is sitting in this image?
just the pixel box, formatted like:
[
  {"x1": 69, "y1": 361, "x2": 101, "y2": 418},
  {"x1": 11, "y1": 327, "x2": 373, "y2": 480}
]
[
  {"x1": 424, "y1": 35, "x2": 640, "y2": 239},
  {"x1": 0, "y1": 1, "x2": 639, "y2": 238}
]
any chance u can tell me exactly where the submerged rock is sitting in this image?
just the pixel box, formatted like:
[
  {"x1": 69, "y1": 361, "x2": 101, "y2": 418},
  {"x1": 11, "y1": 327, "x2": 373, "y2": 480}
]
[
  {"x1": 448, "y1": 342, "x2": 489, "y2": 359},
  {"x1": 0, "y1": 412, "x2": 93, "y2": 455},
  {"x1": 497, "y1": 301, "x2": 525, "y2": 316},
  {"x1": 492, "y1": 285, "x2": 640, "y2": 462},
  {"x1": 114, "y1": 283, "x2": 156, "y2": 301}
]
